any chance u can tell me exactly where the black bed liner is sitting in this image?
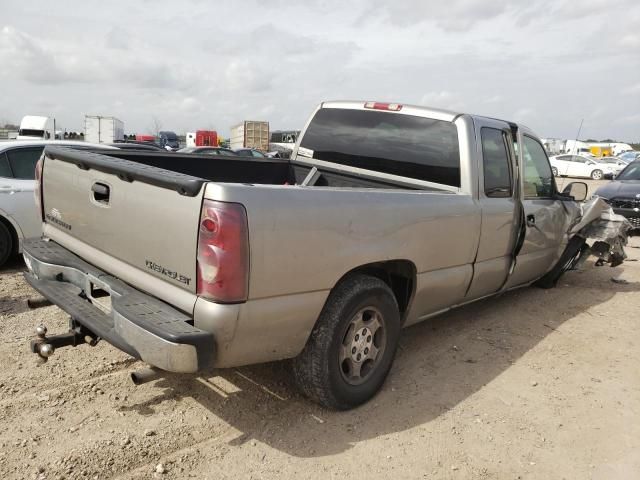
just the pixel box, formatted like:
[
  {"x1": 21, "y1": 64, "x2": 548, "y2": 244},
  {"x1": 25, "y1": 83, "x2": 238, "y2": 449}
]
[
  {"x1": 45, "y1": 146, "x2": 208, "y2": 197},
  {"x1": 44, "y1": 145, "x2": 423, "y2": 196}
]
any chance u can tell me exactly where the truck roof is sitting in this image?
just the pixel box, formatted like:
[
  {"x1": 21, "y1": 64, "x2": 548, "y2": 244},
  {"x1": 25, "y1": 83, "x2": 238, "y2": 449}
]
[
  {"x1": 319, "y1": 100, "x2": 538, "y2": 137},
  {"x1": 20, "y1": 115, "x2": 50, "y2": 130},
  {"x1": 320, "y1": 100, "x2": 459, "y2": 122}
]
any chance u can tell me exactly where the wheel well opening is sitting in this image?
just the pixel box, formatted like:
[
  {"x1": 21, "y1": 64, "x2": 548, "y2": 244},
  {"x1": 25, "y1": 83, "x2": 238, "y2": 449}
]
[
  {"x1": 0, "y1": 216, "x2": 19, "y2": 255},
  {"x1": 340, "y1": 260, "x2": 416, "y2": 321}
]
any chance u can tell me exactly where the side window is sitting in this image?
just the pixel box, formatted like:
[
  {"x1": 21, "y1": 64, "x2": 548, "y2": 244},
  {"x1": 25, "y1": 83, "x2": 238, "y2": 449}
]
[
  {"x1": 0, "y1": 153, "x2": 12, "y2": 178},
  {"x1": 522, "y1": 136, "x2": 554, "y2": 198},
  {"x1": 6, "y1": 147, "x2": 44, "y2": 180},
  {"x1": 481, "y1": 127, "x2": 512, "y2": 197}
]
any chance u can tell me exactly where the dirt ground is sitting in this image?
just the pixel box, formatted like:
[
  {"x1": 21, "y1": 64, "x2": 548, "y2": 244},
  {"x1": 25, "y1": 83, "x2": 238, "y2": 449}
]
[{"x1": 1, "y1": 180, "x2": 639, "y2": 480}]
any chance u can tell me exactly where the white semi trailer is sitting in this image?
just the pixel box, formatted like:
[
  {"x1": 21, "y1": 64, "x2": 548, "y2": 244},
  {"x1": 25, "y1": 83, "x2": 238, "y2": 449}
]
[{"x1": 84, "y1": 115, "x2": 124, "y2": 144}]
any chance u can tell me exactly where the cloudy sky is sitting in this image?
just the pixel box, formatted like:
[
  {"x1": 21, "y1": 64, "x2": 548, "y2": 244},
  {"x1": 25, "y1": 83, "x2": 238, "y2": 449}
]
[{"x1": 1, "y1": 0, "x2": 639, "y2": 141}]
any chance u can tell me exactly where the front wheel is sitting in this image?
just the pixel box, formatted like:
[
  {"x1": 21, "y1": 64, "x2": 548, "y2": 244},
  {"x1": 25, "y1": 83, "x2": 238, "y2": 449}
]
[
  {"x1": 292, "y1": 274, "x2": 401, "y2": 410},
  {"x1": 591, "y1": 169, "x2": 603, "y2": 180},
  {"x1": 551, "y1": 167, "x2": 558, "y2": 177}
]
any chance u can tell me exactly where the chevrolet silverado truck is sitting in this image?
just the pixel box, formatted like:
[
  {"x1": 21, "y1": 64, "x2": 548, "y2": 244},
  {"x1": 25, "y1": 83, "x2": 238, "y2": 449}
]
[{"x1": 22, "y1": 101, "x2": 622, "y2": 409}]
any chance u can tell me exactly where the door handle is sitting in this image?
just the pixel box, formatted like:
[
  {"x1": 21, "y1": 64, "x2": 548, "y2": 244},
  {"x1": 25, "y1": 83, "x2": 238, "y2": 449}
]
[
  {"x1": 92, "y1": 182, "x2": 110, "y2": 203},
  {"x1": 526, "y1": 214, "x2": 536, "y2": 227}
]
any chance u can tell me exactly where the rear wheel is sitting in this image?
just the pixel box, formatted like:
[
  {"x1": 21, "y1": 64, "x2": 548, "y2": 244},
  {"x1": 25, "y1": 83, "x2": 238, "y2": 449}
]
[
  {"x1": 292, "y1": 274, "x2": 401, "y2": 410},
  {"x1": 551, "y1": 167, "x2": 558, "y2": 177},
  {"x1": 0, "y1": 222, "x2": 13, "y2": 268},
  {"x1": 591, "y1": 169, "x2": 603, "y2": 180}
]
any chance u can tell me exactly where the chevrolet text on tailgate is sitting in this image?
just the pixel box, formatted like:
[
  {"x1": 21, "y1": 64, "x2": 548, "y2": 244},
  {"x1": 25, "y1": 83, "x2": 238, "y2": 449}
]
[{"x1": 23, "y1": 101, "x2": 627, "y2": 409}]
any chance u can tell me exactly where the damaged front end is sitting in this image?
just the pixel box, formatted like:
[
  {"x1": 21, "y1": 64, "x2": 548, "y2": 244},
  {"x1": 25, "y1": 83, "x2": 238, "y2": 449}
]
[{"x1": 536, "y1": 197, "x2": 632, "y2": 288}]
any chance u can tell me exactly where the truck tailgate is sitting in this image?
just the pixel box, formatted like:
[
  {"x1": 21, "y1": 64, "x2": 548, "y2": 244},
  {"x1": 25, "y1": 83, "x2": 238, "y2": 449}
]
[{"x1": 41, "y1": 147, "x2": 206, "y2": 298}]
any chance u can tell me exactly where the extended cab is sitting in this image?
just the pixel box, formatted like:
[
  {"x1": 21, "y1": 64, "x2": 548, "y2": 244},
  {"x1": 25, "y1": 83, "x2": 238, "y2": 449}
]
[{"x1": 23, "y1": 101, "x2": 615, "y2": 409}]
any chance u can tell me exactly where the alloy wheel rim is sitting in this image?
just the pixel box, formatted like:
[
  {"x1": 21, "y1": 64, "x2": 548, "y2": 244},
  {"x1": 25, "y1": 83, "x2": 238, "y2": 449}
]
[{"x1": 338, "y1": 306, "x2": 387, "y2": 386}]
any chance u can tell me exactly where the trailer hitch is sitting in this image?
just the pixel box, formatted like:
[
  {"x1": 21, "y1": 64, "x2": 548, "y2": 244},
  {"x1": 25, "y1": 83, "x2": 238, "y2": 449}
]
[{"x1": 30, "y1": 320, "x2": 99, "y2": 362}]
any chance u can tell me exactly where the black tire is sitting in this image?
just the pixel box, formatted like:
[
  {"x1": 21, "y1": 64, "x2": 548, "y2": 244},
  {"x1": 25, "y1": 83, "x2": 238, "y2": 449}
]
[
  {"x1": 591, "y1": 169, "x2": 603, "y2": 180},
  {"x1": 551, "y1": 167, "x2": 558, "y2": 177},
  {"x1": 0, "y1": 221, "x2": 13, "y2": 268},
  {"x1": 534, "y1": 236, "x2": 586, "y2": 289},
  {"x1": 292, "y1": 274, "x2": 401, "y2": 410}
]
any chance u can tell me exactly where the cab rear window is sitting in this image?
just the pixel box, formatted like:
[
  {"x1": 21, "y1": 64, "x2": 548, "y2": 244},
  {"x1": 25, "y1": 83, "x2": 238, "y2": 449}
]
[{"x1": 299, "y1": 108, "x2": 461, "y2": 187}]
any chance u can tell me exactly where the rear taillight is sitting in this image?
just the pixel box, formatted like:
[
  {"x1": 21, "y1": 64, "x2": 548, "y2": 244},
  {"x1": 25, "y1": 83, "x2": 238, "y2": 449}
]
[
  {"x1": 34, "y1": 157, "x2": 44, "y2": 220},
  {"x1": 364, "y1": 101, "x2": 403, "y2": 111},
  {"x1": 196, "y1": 200, "x2": 249, "y2": 303}
]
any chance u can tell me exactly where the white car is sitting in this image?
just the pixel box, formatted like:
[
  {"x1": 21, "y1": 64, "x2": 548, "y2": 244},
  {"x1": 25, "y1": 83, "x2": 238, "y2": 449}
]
[
  {"x1": 598, "y1": 156, "x2": 629, "y2": 169},
  {"x1": 549, "y1": 154, "x2": 620, "y2": 180},
  {"x1": 0, "y1": 140, "x2": 116, "y2": 267}
]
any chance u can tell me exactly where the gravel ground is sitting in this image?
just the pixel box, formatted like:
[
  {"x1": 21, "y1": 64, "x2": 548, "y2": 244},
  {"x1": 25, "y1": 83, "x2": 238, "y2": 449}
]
[{"x1": 0, "y1": 186, "x2": 638, "y2": 479}]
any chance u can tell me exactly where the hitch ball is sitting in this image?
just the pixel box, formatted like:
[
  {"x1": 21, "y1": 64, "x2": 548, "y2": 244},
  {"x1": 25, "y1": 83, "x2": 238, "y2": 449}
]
[
  {"x1": 39, "y1": 344, "x2": 54, "y2": 358},
  {"x1": 36, "y1": 325, "x2": 47, "y2": 338}
]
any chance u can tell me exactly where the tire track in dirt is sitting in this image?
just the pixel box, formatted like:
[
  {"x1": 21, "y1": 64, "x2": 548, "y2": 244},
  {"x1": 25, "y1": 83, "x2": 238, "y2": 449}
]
[{"x1": 1, "y1": 237, "x2": 639, "y2": 479}]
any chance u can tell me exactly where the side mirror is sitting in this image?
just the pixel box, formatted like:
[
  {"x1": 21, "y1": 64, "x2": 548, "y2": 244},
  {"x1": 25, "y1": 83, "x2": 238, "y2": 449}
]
[{"x1": 562, "y1": 182, "x2": 588, "y2": 202}]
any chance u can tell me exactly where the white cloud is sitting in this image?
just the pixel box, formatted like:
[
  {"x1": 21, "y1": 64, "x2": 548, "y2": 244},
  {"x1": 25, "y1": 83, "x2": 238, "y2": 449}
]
[
  {"x1": 620, "y1": 33, "x2": 640, "y2": 48},
  {"x1": 105, "y1": 26, "x2": 129, "y2": 50},
  {"x1": 623, "y1": 84, "x2": 640, "y2": 95},
  {"x1": 513, "y1": 108, "x2": 535, "y2": 122},
  {"x1": 0, "y1": 0, "x2": 638, "y2": 142},
  {"x1": 0, "y1": 26, "x2": 72, "y2": 84},
  {"x1": 419, "y1": 91, "x2": 466, "y2": 111}
]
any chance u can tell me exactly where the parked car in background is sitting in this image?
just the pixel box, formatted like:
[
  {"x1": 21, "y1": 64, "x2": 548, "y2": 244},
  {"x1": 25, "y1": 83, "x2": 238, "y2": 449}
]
[
  {"x1": 235, "y1": 148, "x2": 280, "y2": 158},
  {"x1": 0, "y1": 141, "x2": 116, "y2": 267},
  {"x1": 549, "y1": 154, "x2": 619, "y2": 179},
  {"x1": 176, "y1": 146, "x2": 238, "y2": 156},
  {"x1": 594, "y1": 160, "x2": 640, "y2": 232},
  {"x1": 107, "y1": 141, "x2": 165, "y2": 151},
  {"x1": 235, "y1": 148, "x2": 267, "y2": 158},
  {"x1": 598, "y1": 156, "x2": 629, "y2": 169},
  {"x1": 618, "y1": 151, "x2": 640, "y2": 163}
]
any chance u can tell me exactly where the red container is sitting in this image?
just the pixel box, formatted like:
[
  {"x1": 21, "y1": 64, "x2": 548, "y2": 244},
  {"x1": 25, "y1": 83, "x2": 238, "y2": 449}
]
[
  {"x1": 196, "y1": 130, "x2": 217, "y2": 147},
  {"x1": 135, "y1": 134, "x2": 156, "y2": 143}
]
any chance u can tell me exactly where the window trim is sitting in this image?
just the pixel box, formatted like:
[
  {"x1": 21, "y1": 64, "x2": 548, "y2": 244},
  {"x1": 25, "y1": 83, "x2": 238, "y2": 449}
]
[
  {"x1": 5, "y1": 146, "x2": 44, "y2": 180},
  {"x1": 0, "y1": 152, "x2": 14, "y2": 178},
  {"x1": 522, "y1": 135, "x2": 557, "y2": 200},
  {"x1": 481, "y1": 127, "x2": 514, "y2": 198}
]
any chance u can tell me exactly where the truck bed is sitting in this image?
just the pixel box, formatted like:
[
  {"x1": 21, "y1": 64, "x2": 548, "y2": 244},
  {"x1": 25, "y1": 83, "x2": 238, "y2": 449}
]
[{"x1": 85, "y1": 149, "x2": 426, "y2": 191}]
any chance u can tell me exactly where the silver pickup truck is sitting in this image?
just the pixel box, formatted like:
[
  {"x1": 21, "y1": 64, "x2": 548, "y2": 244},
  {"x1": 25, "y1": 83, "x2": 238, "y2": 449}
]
[{"x1": 23, "y1": 101, "x2": 621, "y2": 409}]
